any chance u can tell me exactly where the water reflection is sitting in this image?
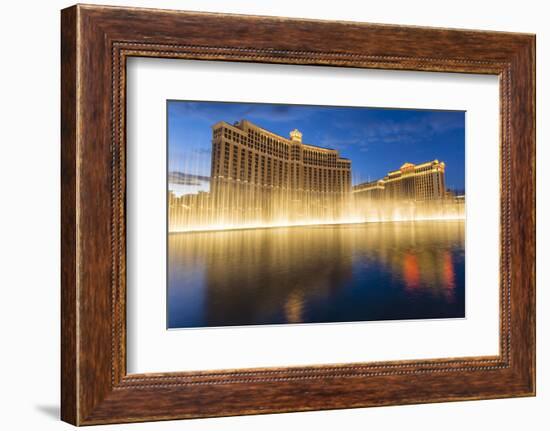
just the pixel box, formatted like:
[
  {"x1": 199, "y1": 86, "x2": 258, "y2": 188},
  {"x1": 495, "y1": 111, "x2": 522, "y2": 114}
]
[{"x1": 168, "y1": 220, "x2": 465, "y2": 328}]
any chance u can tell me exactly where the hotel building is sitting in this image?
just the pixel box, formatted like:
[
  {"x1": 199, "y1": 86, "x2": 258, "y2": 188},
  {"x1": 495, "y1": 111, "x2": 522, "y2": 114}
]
[
  {"x1": 353, "y1": 160, "x2": 447, "y2": 202},
  {"x1": 210, "y1": 119, "x2": 352, "y2": 224}
]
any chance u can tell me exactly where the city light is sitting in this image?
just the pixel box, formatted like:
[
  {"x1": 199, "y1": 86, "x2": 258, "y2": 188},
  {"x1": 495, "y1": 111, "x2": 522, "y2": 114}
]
[{"x1": 168, "y1": 119, "x2": 465, "y2": 233}]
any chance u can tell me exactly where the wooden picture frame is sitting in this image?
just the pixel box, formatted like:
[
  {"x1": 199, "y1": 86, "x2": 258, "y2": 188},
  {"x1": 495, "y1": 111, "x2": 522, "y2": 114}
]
[{"x1": 61, "y1": 4, "x2": 535, "y2": 425}]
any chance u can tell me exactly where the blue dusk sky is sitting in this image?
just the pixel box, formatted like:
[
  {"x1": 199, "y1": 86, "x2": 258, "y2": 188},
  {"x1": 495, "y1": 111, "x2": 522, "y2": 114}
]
[{"x1": 168, "y1": 100, "x2": 465, "y2": 192}]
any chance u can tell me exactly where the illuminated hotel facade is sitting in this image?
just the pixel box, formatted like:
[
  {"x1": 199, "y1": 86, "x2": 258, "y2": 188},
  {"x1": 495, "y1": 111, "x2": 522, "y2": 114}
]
[
  {"x1": 352, "y1": 160, "x2": 447, "y2": 202},
  {"x1": 209, "y1": 119, "x2": 351, "y2": 224},
  {"x1": 168, "y1": 123, "x2": 462, "y2": 231}
]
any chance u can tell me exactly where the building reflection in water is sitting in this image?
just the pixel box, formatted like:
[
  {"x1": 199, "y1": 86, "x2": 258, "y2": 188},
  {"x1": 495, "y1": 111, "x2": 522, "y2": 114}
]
[
  {"x1": 403, "y1": 253, "x2": 421, "y2": 290},
  {"x1": 168, "y1": 220, "x2": 465, "y2": 328}
]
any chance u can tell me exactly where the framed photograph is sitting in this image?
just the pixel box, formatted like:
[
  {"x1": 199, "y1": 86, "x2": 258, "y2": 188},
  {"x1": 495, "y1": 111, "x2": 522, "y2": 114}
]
[{"x1": 61, "y1": 4, "x2": 535, "y2": 425}]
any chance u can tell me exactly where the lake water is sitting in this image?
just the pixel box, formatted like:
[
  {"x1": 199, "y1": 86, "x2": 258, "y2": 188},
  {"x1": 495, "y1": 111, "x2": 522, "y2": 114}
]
[{"x1": 168, "y1": 220, "x2": 465, "y2": 329}]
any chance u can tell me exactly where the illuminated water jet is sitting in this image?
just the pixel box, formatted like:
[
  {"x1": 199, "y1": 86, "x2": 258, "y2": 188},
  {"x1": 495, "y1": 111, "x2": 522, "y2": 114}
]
[{"x1": 168, "y1": 120, "x2": 465, "y2": 233}]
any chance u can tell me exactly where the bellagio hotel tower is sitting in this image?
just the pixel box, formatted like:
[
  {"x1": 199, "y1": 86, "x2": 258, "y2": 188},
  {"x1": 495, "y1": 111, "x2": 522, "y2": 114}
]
[{"x1": 210, "y1": 119, "x2": 351, "y2": 224}]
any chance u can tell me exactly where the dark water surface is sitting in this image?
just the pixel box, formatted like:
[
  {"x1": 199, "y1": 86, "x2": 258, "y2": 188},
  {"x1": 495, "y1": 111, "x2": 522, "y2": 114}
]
[{"x1": 168, "y1": 221, "x2": 465, "y2": 328}]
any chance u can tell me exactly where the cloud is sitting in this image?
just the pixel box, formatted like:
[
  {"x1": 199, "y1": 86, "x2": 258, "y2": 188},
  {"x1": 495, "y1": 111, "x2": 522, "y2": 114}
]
[
  {"x1": 168, "y1": 172, "x2": 210, "y2": 185},
  {"x1": 333, "y1": 111, "x2": 464, "y2": 150},
  {"x1": 169, "y1": 101, "x2": 308, "y2": 124},
  {"x1": 243, "y1": 104, "x2": 315, "y2": 123},
  {"x1": 317, "y1": 134, "x2": 366, "y2": 152}
]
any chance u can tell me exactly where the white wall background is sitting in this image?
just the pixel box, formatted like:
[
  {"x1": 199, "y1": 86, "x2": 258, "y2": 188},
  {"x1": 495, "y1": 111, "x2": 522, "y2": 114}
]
[{"x1": 0, "y1": 1, "x2": 546, "y2": 429}]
